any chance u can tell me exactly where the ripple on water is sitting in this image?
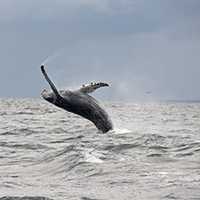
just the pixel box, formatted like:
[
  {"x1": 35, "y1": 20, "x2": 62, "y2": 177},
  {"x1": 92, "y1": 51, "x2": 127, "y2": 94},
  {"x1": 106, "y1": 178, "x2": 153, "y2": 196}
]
[
  {"x1": 0, "y1": 197, "x2": 54, "y2": 200},
  {"x1": 1, "y1": 100, "x2": 200, "y2": 200}
]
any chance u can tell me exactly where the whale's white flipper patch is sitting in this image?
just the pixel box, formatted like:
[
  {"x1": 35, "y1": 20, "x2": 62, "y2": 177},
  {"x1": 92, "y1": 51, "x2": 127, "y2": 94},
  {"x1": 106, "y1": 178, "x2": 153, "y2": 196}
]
[{"x1": 78, "y1": 82, "x2": 109, "y2": 94}]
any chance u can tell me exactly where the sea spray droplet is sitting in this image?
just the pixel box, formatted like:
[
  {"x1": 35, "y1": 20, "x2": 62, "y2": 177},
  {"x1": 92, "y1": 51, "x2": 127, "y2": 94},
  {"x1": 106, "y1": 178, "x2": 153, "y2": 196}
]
[{"x1": 41, "y1": 48, "x2": 65, "y2": 66}]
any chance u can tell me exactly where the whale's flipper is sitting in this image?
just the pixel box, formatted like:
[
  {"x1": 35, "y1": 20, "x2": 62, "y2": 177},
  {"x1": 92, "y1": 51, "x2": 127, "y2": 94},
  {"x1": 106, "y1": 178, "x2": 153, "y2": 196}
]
[
  {"x1": 41, "y1": 65, "x2": 60, "y2": 97},
  {"x1": 79, "y1": 82, "x2": 109, "y2": 94}
]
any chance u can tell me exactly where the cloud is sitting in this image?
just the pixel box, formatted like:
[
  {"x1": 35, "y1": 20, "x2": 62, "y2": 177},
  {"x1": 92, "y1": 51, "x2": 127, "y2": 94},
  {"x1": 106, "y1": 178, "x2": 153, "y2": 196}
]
[
  {"x1": 0, "y1": 0, "x2": 200, "y2": 100},
  {"x1": 0, "y1": 0, "x2": 139, "y2": 22}
]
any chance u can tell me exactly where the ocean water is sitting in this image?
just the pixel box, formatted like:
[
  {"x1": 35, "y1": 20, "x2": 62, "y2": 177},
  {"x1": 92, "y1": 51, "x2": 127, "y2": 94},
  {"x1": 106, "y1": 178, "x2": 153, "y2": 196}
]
[{"x1": 0, "y1": 99, "x2": 200, "y2": 200}]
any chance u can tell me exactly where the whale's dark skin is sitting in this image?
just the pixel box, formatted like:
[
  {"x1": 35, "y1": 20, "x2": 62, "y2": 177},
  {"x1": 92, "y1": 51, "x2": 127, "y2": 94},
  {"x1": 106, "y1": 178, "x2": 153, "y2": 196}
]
[{"x1": 40, "y1": 65, "x2": 113, "y2": 133}]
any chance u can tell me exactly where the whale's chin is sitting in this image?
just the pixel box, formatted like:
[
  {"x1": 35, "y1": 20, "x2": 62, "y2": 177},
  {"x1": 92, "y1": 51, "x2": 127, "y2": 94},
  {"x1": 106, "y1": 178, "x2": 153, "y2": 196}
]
[{"x1": 41, "y1": 89, "x2": 56, "y2": 104}]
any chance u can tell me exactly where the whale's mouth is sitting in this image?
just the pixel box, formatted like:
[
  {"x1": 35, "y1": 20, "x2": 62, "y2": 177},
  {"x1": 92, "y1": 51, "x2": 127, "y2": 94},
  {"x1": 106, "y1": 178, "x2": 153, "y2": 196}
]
[{"x1": 41, "y1": 89, "x2": 56, "y2": 103}]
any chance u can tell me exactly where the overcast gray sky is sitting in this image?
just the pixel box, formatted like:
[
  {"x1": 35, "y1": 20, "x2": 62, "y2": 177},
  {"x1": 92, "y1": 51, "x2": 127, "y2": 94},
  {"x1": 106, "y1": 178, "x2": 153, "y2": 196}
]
[{"x1": 0, "y1": 0, "x2": 200, "y2": 101}]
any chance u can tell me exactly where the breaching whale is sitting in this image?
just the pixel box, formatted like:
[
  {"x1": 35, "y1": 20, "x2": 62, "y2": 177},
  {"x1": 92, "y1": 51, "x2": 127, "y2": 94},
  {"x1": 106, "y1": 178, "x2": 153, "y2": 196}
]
[{"x1": 40, "y1": 65, "x2": 113, "y2": 133}]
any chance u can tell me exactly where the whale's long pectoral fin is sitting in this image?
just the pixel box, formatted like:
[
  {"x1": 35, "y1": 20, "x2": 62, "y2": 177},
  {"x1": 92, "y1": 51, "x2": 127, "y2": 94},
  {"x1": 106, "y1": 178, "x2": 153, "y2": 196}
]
[
  {"x1": 41, "y1": 65, "x2": 60, "y2": 97},
  {"x1": 79, "y1": 82, "x2": 109, "y2": 94}
]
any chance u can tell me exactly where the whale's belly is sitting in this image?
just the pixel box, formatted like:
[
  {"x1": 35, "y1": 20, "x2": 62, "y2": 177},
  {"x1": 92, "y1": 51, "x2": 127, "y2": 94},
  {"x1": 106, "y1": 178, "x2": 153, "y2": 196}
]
[{"x1": 57, "y1": 92, "x2": 113, "y2": 133}]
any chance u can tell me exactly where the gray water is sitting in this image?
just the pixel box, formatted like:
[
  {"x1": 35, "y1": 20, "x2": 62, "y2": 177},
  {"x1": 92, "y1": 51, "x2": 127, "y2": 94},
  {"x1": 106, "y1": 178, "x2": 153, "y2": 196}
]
[{"x1": 0, "y1": 99, "x2": 200, "y2": 200}]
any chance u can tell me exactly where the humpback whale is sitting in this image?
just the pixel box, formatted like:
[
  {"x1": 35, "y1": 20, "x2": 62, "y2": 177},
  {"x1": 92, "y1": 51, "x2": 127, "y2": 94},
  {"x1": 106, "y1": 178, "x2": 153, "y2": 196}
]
[{"x1": 40, "y1": 65, "x2": 113, "y2": 133}]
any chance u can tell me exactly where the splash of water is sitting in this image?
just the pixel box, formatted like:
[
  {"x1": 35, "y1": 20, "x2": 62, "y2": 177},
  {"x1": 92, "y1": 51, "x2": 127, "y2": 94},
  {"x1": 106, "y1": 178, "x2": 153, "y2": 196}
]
[
  {"x1": 110, "y1": 128, "x2": 132, "y2": 134},
  {"x1": 40, "y1": 48, "x2": 65, "y2": 66}
]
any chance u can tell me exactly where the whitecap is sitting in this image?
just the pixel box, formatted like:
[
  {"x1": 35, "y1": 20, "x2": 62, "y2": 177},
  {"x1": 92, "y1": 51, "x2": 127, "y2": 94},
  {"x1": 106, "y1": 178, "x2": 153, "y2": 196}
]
[
  {"x1": 111, "y1": 128, "x2": 132, "y2": 135},
  {"x1": 83, "y1": 150, "x2": 104, "y2": 164}
]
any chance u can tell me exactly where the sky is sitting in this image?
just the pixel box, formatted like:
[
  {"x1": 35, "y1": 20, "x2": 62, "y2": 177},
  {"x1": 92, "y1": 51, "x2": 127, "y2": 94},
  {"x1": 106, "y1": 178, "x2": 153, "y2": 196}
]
[{"x1": 0, "y1": 0, "x2": 200, "y2": 101}]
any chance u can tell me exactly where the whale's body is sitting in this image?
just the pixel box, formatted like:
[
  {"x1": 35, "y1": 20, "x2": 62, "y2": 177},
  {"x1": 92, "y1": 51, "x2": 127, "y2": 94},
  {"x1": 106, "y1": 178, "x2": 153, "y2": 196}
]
[{"x1": 40, "y1": 66, "x2": 113, "y2": 133}]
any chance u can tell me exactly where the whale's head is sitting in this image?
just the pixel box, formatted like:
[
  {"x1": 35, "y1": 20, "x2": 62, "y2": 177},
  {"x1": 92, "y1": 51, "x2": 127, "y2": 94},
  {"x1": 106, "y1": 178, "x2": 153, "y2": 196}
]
[{"x1": 41, "y1": 89, "x2": 56, "y2": 104}]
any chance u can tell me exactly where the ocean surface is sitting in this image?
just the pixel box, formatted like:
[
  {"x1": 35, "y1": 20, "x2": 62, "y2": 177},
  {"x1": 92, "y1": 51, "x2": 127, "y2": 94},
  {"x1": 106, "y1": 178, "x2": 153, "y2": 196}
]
[{"x1": 0, "y1": 99, "x2": 200, "y2": 200}]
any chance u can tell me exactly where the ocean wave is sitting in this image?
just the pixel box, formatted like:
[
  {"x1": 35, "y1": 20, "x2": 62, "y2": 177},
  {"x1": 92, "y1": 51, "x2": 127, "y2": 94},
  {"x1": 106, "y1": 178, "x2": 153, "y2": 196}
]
[
  {"x1": 0, "y1": 197, "x2": 54, "y2": 200},
  {"x1": 1, "y1": 100, "x2": 200, "y2": 200}
]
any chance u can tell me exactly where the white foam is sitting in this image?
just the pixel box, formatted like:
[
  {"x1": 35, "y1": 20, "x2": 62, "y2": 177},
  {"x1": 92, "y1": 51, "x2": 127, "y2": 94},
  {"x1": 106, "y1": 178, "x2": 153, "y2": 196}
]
[
  {"x1": 111, "y1": 128, "x2": 132, "y2": 134},
  {"x1": 84, "y1": 150, "x2": 104, "y2": 164}
]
